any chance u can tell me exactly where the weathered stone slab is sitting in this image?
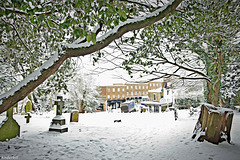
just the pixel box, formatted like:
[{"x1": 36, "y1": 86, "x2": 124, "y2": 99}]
[
  {"x1": 0, "y1": 106, "x2": 20, "y2": 141},
  {"x1": 70, "y1": 110, "x2": 79, "y2": 122},
  {"x1": 25, "y1": 101, "x2": 32, "y2": 113}
]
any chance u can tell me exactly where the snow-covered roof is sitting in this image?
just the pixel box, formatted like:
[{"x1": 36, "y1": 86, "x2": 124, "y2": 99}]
[
  {"x1": 234, "y1": 106, "x2": 240, "y2": 109},
  {"x1": 141, "y1": 101, "x2": 162, "y2": 105}
]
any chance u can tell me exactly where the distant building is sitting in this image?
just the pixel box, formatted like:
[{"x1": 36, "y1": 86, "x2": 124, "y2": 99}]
[
  {"x1": 98, "y1": 81, "x2": 166, "y2": 111},
  {"x1": 148, "y1": 87, "x2": 173, "y2": 111}
]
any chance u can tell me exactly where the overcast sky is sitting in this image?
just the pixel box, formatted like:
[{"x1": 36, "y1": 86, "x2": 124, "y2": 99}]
[{"x1": 77, "y1": 55, "x2": 129, "y2": 86}]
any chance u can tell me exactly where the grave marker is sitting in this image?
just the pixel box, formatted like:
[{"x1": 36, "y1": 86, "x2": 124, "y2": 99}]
[
  {"x1": 70, "y1": 110, "x2": 79, "y2": 122},
  {"x1": 24, "y1": 113, "x2": 32, "y2": 123},
  {"x1": 25, "y1": 101, "x2": 32, "y2": 113},
  {"x1": 0, "y1": 106, "x2": 20, "y2": 141},
  {"x1": 49, "y1": 96, "x2": 68, "y2": 133}
]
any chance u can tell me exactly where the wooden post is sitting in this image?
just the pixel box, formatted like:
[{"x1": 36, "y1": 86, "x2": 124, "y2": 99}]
[{"x1": 192, "y1": 103, "x2": 234, "y2": 144}]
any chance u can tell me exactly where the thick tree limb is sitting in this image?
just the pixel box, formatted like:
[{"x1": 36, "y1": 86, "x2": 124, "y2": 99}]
[
  {"x1": 65, "y1": 0, "x2": 182, "y2": 57},
  {"x1": 0, "y1": 0, "x2": 183, "y2": 114}
]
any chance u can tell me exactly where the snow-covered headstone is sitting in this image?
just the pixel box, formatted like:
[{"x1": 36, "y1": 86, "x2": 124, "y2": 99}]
[
  {"x1": 49, "y1": 96, "x2": 68, "y2": 133},
  {"x1": 0, "y1": 106, "x2": 20, "y2": 141},
  {"x1": 192, "y1": 103, "x2": 234, "y2": 144}
]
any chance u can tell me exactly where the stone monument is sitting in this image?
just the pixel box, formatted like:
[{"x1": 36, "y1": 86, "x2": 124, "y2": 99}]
[
  {"x1": 24, "y1": 113, "x2": 31, "y2": 123},
  {"x1": 49, "y1": 96, "x2": 68, "y2": 133},
  {"x1": 70, "y1": 110, "x2": 79, "y2": 122},
  {"x1": 0, "y1": 106, "x2": 20, "y2": 141},
  {"x1": 25, "y1": 100, "x2": 32, "y2": 113}
]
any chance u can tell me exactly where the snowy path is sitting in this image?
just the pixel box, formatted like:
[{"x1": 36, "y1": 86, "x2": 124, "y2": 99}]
[{"x1": 0, "y1": 110, "x2": 240, "y2": 160}]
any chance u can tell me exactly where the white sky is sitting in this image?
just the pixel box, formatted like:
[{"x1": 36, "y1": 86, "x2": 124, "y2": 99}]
[{"x1": 77, "y1": 55, "x2": 129, "y2": 86}]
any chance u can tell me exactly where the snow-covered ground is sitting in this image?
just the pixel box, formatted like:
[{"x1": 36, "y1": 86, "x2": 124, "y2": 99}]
[{"x1": 0, "y1": 109, "x2": 240, "y2": 160}]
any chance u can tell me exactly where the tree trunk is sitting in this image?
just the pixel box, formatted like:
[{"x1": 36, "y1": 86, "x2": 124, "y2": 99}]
[
  {"x1": 212, "y1": 85, "x2": 220, "y2": 107},
  {"x1": 79, "y1": 100, "x2": 85, "y2": 113},
  {"x1": 76, "y1": 100, "x2": 79, "y2": 111},
  {"x1": 206, "y1": 81, "x2": 212, "y2": 104},
  {"x1": 20, "y1": 101, "x2": 24, "y2": 113},
  {"x1": 50, "y1": 98, "x2": 53, "y2": 110},
  {"x1": 192, "y1": 104, "x2": 234, "y2": 144},
  {"x1": 206, "y1": 80, "x2": 221, "y2": 107}
]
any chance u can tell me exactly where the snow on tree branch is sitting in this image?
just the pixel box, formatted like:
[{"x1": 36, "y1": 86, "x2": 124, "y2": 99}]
[{"x1": 0, "y1": 0, "x2": 183, "y2": 113}]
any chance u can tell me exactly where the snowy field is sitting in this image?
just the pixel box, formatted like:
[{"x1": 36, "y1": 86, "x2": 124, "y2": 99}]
[{"x1": 0, "y1": 109, "x2": 240, "y2": 160}]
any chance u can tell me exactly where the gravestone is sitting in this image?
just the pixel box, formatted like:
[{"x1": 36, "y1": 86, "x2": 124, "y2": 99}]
[
  {"x1": 24, "y1": 113, "x2": 31, "y2": 123},
  {"x1": 49, "y1": 96, "x2": 68, "y2": 133},
  {"x1": 0, "y1": 106, "x2": 20, "y2": 141},
  {"x1": 25, "y1": 101, "x2": 32, "y2": 113},
  {"x1": 70, "y1": 110, "x2": 79, "y2": 122}
]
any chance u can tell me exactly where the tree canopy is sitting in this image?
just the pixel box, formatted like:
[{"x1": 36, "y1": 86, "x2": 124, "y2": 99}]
[
  {"x1": 115, "y1": 0, "x2": 239, "y2": 107},
  {"x1": 0, "y1": 0, "x2": 183, "y2": 113}
]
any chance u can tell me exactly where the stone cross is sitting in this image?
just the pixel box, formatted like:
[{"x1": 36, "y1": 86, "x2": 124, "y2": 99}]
[
  {"x1": 49, "y1": 96, "x2": 68, "y2": 133},
  {"x1": 54, "y1": 96, "x2": 64, "y2": 115},
  {"x1": 24, "y1": 113, "x2": 32, "y2": 123}
]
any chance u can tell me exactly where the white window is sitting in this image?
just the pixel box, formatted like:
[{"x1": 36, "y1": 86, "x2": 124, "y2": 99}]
[
  {"x1": 150, "y1": 84, "x2": 152, "y2": 87},
  {"x1": 113, "y1": 95, "x2": 115, "y2": 98},
  {"x1": 118, "y1": 88, "x2": 120, "y2": 92},
  {"x1": 118, "y1": 95, "x2": 120, "y2": 98},
  {"x1": 153, "y1": 83, "x2": 155, "y2": 87},
  {"x1": 131, "y1": 86, "x2": 133, "y2": 89},
  {"x1": 131, "y1": 92, "x2": 133, "y2": 95},
  {"x1": 139, "y1": 86, "x2": 141, "y2": 89},
  {"x1": 107, "y1": 95, "x2": 110, "y2": 99},
  {"x1": 122, "y1": 94, "x2": 125, "y2": 98},
  {"x1": 143, "y1": 86, "x2": 145, "y2": 89},
  {"x1": 122, "y1": 88, "x2": 125, "y2": 92},
  {"x1": 143, "y1": 92, "x2": 145, "y2": 95},
  {"x1": 107, "y1": 88, "x2": 110, "y2": 92},
  {"x1": 135, "y1": 86, "x2": 137, "y2": 89},
  {"x1": 127, "y1": 86, "x2": 129, "y2": 89},
  {"x1": 156, "y1": 84, "x2": 158, "y2": 87},
  {"x1": 135, "y1": 92, "x2": 137, "y2": 95},
  {"x1": 146, "y1": 86, "x2": 148, "y2": 89},
  {"x1": 139, "y1": 91, "x2": 141, "y2": 95},
  {"x1": 113, "y1": 88, "x2": 115, "y2": 92},
  {"x1": 127, "y1": 92, "x2": 129, "y2": 96}
]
